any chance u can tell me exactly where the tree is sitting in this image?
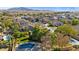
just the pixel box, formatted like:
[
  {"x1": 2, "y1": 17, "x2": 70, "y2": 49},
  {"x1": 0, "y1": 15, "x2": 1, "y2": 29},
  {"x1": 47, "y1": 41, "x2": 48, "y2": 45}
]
[
  {"x1": 55, "y1": 24, "x2": 78, "y2": 36},
  {"x1": 41, "y1": 32, "x2": 57, "y2": 51},
  {"x1": 29, "y1": 25, "x2": 48, "y2": 42},
  {"x1": 13, "y1": 31, "x2": 29, "y2": 43},
  {"x1": 59, "y1": 19, "x2": 68, "y2": 24},
  {"x1": 72, "y1": 19, "x2": 79, "y2": 25},
  {"x1": 12, "y1": 23, "x2": 29, "y2": 50},
  {"x1": 50, "y1": 32, "x2": 57, "y2": 45},
  {"x1": 56, "y1": 33, "x2": 70, "y2": 48},
  {"x1": 48, "y1": 21, "x2": 53, "y2": 27},
  {"x1": 0, "y1": 19, "x2": 15, "y2": 51},
  {"x1": 41, "y1": 32, "x2": 52, "y2": 51}
]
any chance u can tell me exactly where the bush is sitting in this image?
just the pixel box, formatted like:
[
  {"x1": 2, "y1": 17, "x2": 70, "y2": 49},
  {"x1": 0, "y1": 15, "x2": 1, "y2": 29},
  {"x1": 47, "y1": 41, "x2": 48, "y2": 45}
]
[
  {"x1": 73, "y1": 45, "x2": 79, "y2": 49},
  {"x1": 53, "y1": 47, "x2": 61, "y2": 51},
  {"x1": 72, "y1": 19, "x2": 79, "y2": 25},
  {"x1": 59, "y1": 19, "x2": 68, "y2": 24}
]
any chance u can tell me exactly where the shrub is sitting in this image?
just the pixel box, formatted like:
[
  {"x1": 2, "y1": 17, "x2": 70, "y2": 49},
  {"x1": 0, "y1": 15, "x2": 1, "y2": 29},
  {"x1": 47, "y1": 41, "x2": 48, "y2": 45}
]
[
  {"x1": 59, "y1": 19, "x2": 68, "y2": 24},
  {"x1": 72, "y1": 19, "x2": 79, "y2": 25}
]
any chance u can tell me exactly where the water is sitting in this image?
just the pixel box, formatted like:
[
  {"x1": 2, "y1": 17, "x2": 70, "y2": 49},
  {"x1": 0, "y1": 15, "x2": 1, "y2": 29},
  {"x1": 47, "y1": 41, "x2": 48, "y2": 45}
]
[
  {"x1": 18, "y1": 43, "x2": 35, "y2": 49},
  {"x1": 16, "y1": 42, "x2": 41, "y2": 51}
]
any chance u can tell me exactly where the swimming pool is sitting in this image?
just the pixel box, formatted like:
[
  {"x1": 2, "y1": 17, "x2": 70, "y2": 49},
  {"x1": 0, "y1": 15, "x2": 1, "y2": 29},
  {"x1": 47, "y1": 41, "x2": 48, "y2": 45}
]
[
  {"x1": 16, "y1": 42, "x2": 41, "y2": 51},
  {"x1": 18, "y1": 43, "x2": 35, "y2": 49}
]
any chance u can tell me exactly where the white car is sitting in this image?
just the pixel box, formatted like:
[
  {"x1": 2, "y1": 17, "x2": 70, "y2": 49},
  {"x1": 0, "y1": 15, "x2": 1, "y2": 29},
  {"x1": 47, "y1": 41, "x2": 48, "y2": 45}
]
[{"x1": 69, "y1": 38, "x2": 79, "y2": 45}]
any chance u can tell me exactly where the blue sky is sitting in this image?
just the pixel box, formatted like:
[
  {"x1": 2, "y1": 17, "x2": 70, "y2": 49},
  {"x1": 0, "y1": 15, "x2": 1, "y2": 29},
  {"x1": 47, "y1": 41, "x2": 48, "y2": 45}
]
[
  {"x1": 0, "y1": 7, "x2": 79, "y2": 11},
  {"x1": 28, "y1": 7, "x2": 79, "y2": 11}
]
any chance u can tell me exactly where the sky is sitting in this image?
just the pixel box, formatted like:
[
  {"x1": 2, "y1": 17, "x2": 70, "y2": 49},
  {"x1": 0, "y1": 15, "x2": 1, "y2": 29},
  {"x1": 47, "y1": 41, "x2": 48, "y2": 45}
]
[
  {"x1": 28, "y1": 7, "x2": 79, "y2": 11},
  {"x1": 0, "y1": 7, "x2": 10, "y2": 10},
  {"x1": 0, "y1": 0, "x2": 79, "y2": 11},
  {"x1": 0, "y1": 0, "x2": 79, "y2": 7},
  {"x1": 1, "y1": 7, "x2": 79, "y2": 11}
]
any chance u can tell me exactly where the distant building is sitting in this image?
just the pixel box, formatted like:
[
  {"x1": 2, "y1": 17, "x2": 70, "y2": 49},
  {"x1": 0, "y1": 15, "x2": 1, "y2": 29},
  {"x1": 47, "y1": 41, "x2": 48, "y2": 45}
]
[
  {"x1": 3, "y1": 35, "x2": 12, "y2": 41},
  {"x1": 53, "y1": 21, "x2": 63, "y2": 27},
  {"x1": 21, "y1": 16, "x2": 30, "y2": 20}
]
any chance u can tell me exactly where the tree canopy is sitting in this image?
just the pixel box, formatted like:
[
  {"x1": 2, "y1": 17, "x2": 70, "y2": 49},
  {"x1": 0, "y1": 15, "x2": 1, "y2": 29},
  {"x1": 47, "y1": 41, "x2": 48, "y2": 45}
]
[{"x1": 55, "y1": 24, "x2": 78, "y2": 36}]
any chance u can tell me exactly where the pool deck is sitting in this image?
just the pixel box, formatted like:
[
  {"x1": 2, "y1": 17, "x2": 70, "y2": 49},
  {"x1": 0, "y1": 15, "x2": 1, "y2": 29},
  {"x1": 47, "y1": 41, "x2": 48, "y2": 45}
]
[{"x1": 0, "y1": 48, "x2": 8, "y2": 51}]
